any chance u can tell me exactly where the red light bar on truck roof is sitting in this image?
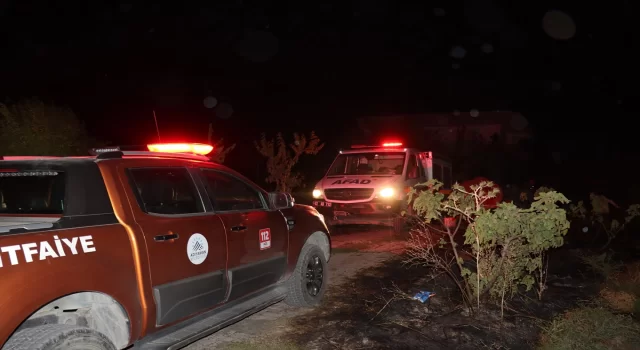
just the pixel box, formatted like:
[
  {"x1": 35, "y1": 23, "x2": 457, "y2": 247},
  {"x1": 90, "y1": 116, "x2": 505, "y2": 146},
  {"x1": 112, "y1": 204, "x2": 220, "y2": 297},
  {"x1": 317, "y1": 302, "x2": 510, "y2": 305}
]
[
  {"x1": 147, "y1": 143, "x2": 214, "y2": 155},
  {"x1": 88, "y1": 143, "x2": 214, "y2": 161},
  {"x1": 350, "y1": 142, "x2": 404, "y2": 149}
]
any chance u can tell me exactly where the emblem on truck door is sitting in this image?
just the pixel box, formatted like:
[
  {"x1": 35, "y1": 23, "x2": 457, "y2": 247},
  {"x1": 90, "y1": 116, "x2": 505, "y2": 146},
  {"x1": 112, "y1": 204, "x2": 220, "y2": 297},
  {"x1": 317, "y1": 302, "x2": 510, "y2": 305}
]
[
  {"x1": 259, "y1": 228, "x2": 271, "y2": 250},
  {"x1": 187, "y1": 233, "x2": 209, "y2": 265}
]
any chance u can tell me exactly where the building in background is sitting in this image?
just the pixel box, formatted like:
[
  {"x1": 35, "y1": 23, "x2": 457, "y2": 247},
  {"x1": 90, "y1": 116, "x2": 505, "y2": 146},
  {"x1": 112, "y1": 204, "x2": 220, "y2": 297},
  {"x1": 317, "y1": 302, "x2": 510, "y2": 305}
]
[
  {"x1": 354, "y1": 111, "x2": 534, "y2": 183},
  {"x1": 356, "y1": 111, "x2": 532, "y2": 150}
]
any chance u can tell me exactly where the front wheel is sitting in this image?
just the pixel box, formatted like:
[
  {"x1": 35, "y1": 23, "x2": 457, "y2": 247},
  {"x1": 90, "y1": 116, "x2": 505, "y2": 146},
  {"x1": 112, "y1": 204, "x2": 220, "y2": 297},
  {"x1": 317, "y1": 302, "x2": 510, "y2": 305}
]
[
  {"x1": 393, "y1": 216, "x2": 408, "y2": 236},
  {"x1": 3, "y1": 325, "x2": 116, "y2": 350},
  {"x1": 285, "y1": 243, "x2": 329, "y2": 307}
]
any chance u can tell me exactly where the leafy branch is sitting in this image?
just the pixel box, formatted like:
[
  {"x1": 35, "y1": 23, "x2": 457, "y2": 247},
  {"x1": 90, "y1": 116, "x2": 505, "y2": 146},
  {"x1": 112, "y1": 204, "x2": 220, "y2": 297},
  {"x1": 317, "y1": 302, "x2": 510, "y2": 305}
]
[{"x1": 568, "y1": 193, "x2": 639, "y2": 250}]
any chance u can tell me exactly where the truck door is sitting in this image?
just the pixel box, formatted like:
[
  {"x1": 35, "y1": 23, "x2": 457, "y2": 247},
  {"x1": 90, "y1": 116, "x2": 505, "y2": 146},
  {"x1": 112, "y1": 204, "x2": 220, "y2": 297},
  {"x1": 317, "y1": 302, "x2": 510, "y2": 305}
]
[
  {"x1": 197, "y1": 168, "x2": 289, "y2": 302},
  {"x1": 125, "y1": 166, "x2": 228, "y2": 327},
  {"x1": 404, "y1": 152, "x2": 422, "y2": 187},
  {"x1": 419, "y1": 152, "x2": 433, "y2": 180}
]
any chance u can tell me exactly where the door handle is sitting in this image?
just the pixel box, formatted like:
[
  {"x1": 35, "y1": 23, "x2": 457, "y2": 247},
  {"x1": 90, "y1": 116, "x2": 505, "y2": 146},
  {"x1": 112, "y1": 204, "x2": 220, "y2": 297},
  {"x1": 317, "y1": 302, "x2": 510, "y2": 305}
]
[
  {"x1": 154, "y1": 233, "x2": 179, "y2": 242},
  {"x1": 230, "y1": 225, "x2": 247, "y2": 232}
]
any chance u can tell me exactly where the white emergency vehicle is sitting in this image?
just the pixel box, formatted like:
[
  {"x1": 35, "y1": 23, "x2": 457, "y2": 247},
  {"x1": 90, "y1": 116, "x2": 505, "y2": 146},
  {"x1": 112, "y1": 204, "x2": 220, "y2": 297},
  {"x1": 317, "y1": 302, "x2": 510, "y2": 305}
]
[{"x1": 311, "y1": 142, "x2": 452, "y2": 232}]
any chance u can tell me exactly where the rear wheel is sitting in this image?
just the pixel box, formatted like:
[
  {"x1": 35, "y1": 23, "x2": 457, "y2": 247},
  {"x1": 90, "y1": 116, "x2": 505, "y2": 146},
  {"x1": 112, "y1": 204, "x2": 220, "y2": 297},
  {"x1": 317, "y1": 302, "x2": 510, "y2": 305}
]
[
  {"x1": 393, "y1": 215, "x2": 411, "y2": 237},
  {"x1": 285, "y1": 243, "x2": 329, "y2": 307},
  {"x1": 4, "y1": 325, "x2": 116, "y2": 350},
  {"x1": 393, "y1": 200, "x2": 414, "y2": 236}
]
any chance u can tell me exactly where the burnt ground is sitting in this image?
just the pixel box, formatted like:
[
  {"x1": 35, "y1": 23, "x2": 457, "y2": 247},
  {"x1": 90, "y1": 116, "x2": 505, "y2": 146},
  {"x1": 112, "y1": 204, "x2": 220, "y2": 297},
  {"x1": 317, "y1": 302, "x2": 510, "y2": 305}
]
[
  {"x1": 184, "y1": 226, "x2": 400, "y2": 350},
  {"x1": 185, "y1": 223, "x2": 637, "y2": 350},
  {"x1": 285, "y1": 248, "x2": 602, "y2": 350}
]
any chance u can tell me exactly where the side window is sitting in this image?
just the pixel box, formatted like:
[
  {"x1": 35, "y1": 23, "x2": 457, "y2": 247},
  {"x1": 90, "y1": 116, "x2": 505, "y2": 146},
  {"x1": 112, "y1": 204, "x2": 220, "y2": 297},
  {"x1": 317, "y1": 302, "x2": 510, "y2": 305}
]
[
  {"x1": 432, "y1": 163, "x2": 443, "y2": 181},
  {"x1": 129, "y1": 167, "x2": 203, "y2": 215},
  {"x1": 201, "y1": 170, "x2": 265, "y2": 212},
  {"x1": 443, "y1": 166, "x2": 452, "y2": 189},
  {"x1": 406, "y1": 154, "x2": 419, "y2": 179},
  {"x1": 0, "y1": 171, "x2": 66, "y2": 214}
]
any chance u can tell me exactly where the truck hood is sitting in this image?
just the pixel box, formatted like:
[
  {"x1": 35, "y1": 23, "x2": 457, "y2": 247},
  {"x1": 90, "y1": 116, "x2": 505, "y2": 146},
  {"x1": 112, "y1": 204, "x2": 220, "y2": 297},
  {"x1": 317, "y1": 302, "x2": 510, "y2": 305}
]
[{"x1": 318, "y1": 175, "x2": 400, "y2": 190}]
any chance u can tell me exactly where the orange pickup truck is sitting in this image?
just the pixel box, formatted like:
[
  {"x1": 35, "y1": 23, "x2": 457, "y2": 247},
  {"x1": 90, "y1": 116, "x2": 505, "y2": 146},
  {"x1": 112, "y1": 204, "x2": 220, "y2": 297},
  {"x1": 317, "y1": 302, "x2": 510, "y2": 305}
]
[{"x1": 0, "y1": 143, "x2": 331, "y2": 350}]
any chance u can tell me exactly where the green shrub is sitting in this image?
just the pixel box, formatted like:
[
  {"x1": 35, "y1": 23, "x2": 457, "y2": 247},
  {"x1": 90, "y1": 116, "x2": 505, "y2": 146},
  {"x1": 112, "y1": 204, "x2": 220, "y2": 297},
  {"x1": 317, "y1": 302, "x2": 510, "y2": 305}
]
[{"x1": 405, "y1": 180, "x2": 570, "y2": 313}]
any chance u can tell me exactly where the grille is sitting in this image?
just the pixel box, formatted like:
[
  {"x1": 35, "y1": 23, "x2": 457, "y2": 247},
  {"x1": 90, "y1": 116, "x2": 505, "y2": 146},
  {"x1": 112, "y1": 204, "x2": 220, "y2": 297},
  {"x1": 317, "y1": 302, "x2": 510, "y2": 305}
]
[{"x1": 324, "y1": 188, "x2": 374, "y2": 201}]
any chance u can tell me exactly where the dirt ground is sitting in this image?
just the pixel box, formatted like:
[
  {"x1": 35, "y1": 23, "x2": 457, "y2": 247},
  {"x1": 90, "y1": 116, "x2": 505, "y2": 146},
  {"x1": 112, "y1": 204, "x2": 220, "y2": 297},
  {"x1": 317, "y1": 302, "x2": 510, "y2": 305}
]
[{"x1": 183, "y1": 226, "x2": 401, "y2": 350}]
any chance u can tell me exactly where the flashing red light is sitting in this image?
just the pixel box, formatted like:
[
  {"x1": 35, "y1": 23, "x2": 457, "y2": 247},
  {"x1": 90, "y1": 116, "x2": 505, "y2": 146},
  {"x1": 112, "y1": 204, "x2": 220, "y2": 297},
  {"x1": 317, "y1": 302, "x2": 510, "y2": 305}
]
[
  {"x1": 147, "y1": 143, "x2": 214, "y2": 155},
  {"x1": 382, "y1": 142, "x2": 403, "y2": 147}
]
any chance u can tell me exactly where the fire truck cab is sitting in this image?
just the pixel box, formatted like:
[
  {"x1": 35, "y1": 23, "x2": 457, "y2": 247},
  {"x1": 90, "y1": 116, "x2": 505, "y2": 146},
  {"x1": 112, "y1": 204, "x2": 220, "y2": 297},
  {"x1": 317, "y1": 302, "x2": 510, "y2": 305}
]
[{"x1": 311, "y1": 142, "x2": 452, "y2": 232}]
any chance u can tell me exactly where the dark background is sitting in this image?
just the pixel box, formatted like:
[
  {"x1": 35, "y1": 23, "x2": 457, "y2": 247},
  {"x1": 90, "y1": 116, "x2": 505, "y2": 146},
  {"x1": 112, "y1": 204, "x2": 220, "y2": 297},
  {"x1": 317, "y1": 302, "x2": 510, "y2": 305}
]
[{"x1": 0, "y1": 1, "x2": 637, "y2": 202}]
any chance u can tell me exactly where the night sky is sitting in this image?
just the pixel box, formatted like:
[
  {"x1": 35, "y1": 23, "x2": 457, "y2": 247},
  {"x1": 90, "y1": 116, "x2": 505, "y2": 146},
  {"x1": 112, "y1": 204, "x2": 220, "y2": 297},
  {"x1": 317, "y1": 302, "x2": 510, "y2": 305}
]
[{"x1": 1, "y1": 1, "x2": 638, "y2": 198}]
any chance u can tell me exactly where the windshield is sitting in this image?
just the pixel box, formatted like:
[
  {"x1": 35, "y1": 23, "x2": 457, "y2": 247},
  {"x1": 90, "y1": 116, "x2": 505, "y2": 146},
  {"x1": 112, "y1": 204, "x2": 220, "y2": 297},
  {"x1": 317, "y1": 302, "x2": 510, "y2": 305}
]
[
  {"x1": 327, "y1": 152, "x2": 406, "y2": 176},
  {"x1": 0, "y1": 171, "x2": 66, "y2": 214}
]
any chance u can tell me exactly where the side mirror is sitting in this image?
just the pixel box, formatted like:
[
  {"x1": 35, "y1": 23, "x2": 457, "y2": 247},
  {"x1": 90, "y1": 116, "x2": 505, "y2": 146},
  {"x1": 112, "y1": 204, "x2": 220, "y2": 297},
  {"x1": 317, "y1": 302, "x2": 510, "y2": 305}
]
[{"x1": 269, "y1": 192, "x2": 295, "y2": 210}]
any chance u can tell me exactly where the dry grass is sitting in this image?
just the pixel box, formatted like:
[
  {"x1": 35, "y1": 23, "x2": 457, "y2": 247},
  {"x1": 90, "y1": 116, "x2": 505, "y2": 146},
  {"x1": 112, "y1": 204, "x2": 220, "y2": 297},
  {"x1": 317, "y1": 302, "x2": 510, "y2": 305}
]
[
  {"x1": 599, "y1": 288, "x2": 636, "y2": 312},
  {"x1": 601, "y1": 261, "x2": 640, "y2": 313},
  {"x1": 539, "y1": 306, "x2": 640, "y2": 350},
  {"x1": 223, "y1": 340, "x2": 301, "y2": 350},
  {"x1": 610, "y1": 261, "x2": 640, "y2": 291},
  {"x1": 539, "y1": 258, "x2": 640, "y2": 349},
  {"x1": 579, "y1": 253, "x2": 623, "y2": 279}
]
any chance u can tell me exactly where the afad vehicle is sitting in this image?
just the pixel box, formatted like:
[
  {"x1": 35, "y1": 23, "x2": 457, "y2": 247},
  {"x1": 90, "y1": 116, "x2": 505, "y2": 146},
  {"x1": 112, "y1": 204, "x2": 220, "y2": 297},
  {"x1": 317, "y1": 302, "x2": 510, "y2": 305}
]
[
  {"x1": 0, "y1": 142, "x2": 330, "y2": 350},
  {"x1": 311, "y1": 142, "x2": 452, "y2": 233}
]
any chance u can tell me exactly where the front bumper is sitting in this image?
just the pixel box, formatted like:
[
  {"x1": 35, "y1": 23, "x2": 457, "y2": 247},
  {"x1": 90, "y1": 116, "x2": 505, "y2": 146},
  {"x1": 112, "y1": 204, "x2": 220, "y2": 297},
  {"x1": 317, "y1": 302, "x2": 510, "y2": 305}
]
[
  {"x1": 312, "y1": 199, "x2": 404, "y2": 227},
  {"x1": 328, "y1": 214, "x2": 396, "y2": 226}
]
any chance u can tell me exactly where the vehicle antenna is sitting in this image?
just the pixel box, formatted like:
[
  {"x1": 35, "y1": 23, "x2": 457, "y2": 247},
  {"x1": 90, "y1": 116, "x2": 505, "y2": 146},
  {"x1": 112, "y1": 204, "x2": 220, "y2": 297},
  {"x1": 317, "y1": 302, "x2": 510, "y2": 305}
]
[{"x1": 152, "y1": 110, "x2": 161, "y2": 142}]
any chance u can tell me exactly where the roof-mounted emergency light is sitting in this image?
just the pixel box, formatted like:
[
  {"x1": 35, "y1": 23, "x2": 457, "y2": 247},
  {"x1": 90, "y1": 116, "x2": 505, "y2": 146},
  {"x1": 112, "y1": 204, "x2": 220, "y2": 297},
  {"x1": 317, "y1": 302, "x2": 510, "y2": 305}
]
[
  {"x1": 147, "y1": 143, "x2": 214, "y2": 155},
  {"x1": 350, "y1": 142, "x2": 404, "y2": 149}
]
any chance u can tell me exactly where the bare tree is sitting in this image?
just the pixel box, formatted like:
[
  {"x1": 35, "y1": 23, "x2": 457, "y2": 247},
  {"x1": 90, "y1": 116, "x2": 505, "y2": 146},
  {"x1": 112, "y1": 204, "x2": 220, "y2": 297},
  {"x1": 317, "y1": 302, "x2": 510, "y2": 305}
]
[
  {"x1": 254, "y1": 131, "x2": 324, "y2": 193},
  {"x1": 207, "y1": 123, "x2": 236, "y2": 164}
]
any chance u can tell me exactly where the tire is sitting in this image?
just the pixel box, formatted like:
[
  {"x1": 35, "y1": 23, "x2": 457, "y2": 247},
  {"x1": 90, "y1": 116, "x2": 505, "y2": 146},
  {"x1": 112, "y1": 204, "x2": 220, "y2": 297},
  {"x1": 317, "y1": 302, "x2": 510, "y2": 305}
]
[
  {"x1": 285, "y1": 244, "x2": 329, "y2": 307},
  {"x1": 393, "y1": 216, "x2": 407, "y2": 236},
  {"x1": 3, "y1": 324, "x2": 116, "y2": 350}
]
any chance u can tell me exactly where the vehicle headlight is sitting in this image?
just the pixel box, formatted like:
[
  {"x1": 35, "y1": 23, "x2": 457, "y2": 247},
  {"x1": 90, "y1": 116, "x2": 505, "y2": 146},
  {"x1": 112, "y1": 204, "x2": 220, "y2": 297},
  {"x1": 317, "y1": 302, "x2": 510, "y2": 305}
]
[
  {"x1": 379, "y1": 187, "x2": 395, "y2": 198},
  {"x1": 312, "y1": 189, "x2": 323, "y2": 198}
]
